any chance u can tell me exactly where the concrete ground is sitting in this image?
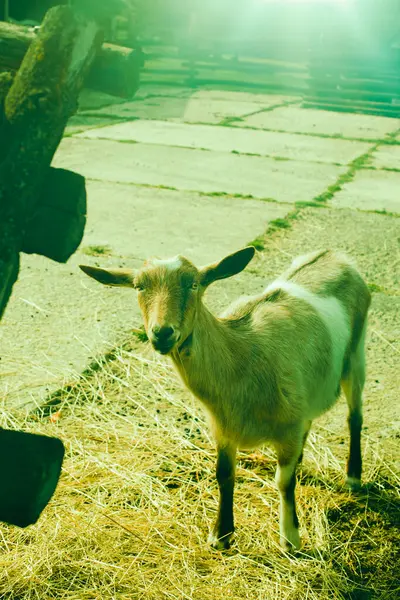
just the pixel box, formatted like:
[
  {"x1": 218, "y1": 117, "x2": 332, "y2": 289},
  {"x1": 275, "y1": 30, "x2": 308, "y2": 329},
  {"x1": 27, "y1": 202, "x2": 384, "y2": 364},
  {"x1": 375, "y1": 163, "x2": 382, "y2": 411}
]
[{"x1": 0, "y1": 85, "x2": 399, "y2": 410}]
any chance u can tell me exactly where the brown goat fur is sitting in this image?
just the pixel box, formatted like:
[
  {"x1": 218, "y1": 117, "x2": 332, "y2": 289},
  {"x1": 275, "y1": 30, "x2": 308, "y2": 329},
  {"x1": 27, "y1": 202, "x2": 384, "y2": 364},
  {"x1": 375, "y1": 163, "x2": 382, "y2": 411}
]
[{"x1": 80, "y1": 248, "x2": 371, "y2": 552}]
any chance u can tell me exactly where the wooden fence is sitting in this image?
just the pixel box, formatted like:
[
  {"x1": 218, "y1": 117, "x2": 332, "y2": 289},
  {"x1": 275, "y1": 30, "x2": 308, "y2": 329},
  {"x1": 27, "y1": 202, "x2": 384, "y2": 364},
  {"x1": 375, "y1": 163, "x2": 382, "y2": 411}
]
[{"x1": 136, "y1": 0, "x2": 400, "y2": 118}]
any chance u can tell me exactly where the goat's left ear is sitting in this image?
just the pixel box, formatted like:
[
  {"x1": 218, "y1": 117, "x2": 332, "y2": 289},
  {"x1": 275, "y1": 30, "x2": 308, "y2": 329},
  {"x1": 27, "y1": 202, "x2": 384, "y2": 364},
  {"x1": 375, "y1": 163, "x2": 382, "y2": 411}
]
[
  {"x1": 200, "y1": 246, "x2": 256, "y2": 287},
  {"x1": 79, "y1": 265, "x2": 136, "y2": 287}
]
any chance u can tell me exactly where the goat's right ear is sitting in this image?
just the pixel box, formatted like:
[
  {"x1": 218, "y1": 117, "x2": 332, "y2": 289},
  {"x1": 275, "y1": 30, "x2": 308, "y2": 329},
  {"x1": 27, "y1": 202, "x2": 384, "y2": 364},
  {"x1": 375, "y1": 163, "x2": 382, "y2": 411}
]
[
  {"x1": 199, "y1": 246, "x2": 256, "y2": 287},
  {"x1": 79, "y1": 265, "x2": 136, "y2": 287}
]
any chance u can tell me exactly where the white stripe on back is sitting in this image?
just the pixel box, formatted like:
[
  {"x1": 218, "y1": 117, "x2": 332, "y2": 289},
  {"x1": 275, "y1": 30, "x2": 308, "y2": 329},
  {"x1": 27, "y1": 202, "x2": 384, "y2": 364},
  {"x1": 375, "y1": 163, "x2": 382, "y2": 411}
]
[{"x1": 265, "y1": 280, "x2": 351, "y2": 384}]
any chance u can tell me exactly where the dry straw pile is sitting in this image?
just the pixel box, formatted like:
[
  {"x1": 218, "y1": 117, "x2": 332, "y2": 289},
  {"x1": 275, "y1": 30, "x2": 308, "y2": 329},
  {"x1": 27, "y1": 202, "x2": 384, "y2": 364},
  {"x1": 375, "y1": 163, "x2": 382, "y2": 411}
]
[{"x1": 0, "y1": 335, "x2": 397, "y2": 600}]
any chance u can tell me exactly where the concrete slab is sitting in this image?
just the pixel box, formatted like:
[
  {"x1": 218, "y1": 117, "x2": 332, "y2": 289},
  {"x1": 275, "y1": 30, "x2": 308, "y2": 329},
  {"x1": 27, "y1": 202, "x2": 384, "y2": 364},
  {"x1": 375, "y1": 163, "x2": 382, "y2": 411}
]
[
  {"x1": 82, "y1": 96, "x2": 190, "y2": 121},
  {"x1": 0, "y1": 183, "x2": 287, "y2": 408},
  {"x1": 240, "y1": 106, "x2": 400, "y2": 140},
  {"x1": 81, "y1": 180, "x2": 288, "y2": 264},
  {"x1": 82, "y1": 96, "x2": 268, "y2": 124},
  {"x1": 181, "y1": 98, "x2": 272, "y2": 124},
  {"x1": 190, "y1": 89, "x2": 300, "y2": 105},
  {"x1": 78, "y1": 89, "x2": 126, "y2": 111},
  {"x1": 77, "y1": 119, "x2": 371, "y2": 165},
  {"x1": 53, "y1": 137, "x2": 345, "y2": 202},
  {"x1": 370, "y1": 144, "x2": 400, "y2": 170},
  {"x1": 65, "y1": 115, "x2": 125, "y2": 136},
  {"x1": 133, "y1": 84, "x2": 194, "y2": 99},
  {"x1": 0, "y1": 252, "x2": 140, "y2": 410},
  {"x1": 331, "y1": 169, "x2": 400, "y2": 214}
]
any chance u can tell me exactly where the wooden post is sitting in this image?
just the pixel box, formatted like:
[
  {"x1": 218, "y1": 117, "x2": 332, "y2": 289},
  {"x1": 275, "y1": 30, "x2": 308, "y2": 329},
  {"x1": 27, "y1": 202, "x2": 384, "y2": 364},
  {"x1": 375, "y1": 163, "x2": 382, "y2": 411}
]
[{"x1": 0, "y1": 5, "x2": 102, "y2": 318}]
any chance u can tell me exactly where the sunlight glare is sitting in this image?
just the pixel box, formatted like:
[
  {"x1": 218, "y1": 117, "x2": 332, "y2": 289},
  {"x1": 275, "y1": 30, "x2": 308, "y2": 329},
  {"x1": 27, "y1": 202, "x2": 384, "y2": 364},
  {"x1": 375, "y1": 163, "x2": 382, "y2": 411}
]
[{"x1": 258, "y1": 0, "x2": 349, "y2": 4}]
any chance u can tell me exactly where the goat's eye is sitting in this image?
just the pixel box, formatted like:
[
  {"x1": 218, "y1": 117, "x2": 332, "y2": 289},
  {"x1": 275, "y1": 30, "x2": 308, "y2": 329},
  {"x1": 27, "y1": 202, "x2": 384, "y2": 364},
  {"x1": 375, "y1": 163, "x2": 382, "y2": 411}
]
[
  {"x1": 191, "y1": 282, "x2": 199, "y2": 290},
  {"x1": 135, "y1": 283, "x2": 145, "y2": 292}
]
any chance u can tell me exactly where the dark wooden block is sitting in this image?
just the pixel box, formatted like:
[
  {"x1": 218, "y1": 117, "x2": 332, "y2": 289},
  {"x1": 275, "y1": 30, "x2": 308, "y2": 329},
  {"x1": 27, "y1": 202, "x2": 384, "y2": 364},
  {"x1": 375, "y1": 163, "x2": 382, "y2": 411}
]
[
  {"x1": 0, "y1": 429, "x2": 65, "y2": 528},
  {"x1": 21, "y1": 168, "x2": 87, "y2": 263}
]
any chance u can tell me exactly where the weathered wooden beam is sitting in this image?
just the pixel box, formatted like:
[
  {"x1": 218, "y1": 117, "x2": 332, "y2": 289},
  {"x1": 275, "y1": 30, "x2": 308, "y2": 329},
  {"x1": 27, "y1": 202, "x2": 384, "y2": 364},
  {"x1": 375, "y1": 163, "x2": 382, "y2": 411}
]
[
  {"x1": 85, "y1": 41, "x2": 143, "y2": 98},
  {"x1": 0, "y1": 19, "x2": 144, "y2": 99},
  {"x1": 0, "y1": 22, "x2": 36, "y2": 72},
  {"x1": 2, "y1": 0, "x2": 131, "y2": 26},
  {"x1": 0, "y1": 5, "x2": 102, "y2": 318}
]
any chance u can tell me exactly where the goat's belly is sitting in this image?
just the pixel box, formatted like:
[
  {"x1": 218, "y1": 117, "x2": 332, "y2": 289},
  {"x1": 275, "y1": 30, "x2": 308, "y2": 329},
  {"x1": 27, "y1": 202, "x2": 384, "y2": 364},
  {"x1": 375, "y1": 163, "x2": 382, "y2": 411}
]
[
  {"x1": 223, "y1": 428, "x2": 276, "y2": 451},
  {"x1": 306, "y1": 372, "x2": 342, "y2": 420},
  {"x1": 213, "y1": 408, "x2": 286, "y2": 450},
  {"x1": 231, "y1": 424, "x2": 296, "y2": 451}
]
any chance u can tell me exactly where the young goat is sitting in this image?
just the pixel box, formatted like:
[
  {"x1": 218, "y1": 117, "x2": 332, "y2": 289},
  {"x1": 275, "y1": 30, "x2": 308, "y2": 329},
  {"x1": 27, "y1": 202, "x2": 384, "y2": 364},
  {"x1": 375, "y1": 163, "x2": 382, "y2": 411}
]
[{"x1": 80, "y1": 248, "x2": 370, "y2": 551}]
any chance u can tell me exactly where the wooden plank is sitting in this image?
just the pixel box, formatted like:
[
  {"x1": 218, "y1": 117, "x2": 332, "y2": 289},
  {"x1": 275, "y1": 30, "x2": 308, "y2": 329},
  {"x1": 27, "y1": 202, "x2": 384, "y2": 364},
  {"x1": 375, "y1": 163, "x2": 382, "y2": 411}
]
[
  {"x1": 303, "y1": 99, "x2": 400, "y2": 118},
  {"x1": 308, "y1": 66, "x2": 400, "y2": 81},
  {"x1": 181, "y1": 59, "x2": 307, "y2": 77},
  {"x1": 308, "y1": 56, "x2": 399, "y2": 72},
  {"x1": 192, "y1": 76, "x2": 307, "y2": 95},
  {"x1": 308, "y1": 74, "x2": 400, "y2": 92},
  {"x1": 306, "y1": 87, "x2": 400, "y2": 105}
]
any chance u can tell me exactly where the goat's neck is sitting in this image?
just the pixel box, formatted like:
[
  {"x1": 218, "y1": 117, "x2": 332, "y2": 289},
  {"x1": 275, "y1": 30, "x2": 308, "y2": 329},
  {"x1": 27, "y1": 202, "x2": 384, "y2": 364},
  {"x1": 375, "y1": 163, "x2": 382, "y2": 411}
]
[{"x1": 171, "y1": 302, "x2": 240, "y2": 404}]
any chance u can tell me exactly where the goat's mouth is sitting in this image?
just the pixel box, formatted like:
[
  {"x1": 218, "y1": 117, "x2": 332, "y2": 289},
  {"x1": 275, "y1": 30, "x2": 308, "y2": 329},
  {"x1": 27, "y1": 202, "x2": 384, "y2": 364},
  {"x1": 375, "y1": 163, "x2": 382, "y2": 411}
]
[{"x1": 151, "y1": 334, "x2": 181, "y2": 356}]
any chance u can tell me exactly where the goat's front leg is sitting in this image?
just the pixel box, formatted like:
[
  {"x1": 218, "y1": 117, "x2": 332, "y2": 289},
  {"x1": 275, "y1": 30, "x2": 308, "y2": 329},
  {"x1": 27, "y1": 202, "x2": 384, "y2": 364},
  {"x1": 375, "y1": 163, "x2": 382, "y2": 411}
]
[
  {"x1": 275, "y1": 430, "x2": 304, "y2": 552},
  {"x1": 208, "y1": 442, "x2": 237, "y2": 550}
]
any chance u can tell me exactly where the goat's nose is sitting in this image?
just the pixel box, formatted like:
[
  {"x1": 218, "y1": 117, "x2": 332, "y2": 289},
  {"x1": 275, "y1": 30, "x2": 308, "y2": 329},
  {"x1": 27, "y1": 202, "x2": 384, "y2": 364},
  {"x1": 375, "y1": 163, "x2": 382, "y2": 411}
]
[{"x1": 152, "y1": 325, "x2": 175, "y2": 341}]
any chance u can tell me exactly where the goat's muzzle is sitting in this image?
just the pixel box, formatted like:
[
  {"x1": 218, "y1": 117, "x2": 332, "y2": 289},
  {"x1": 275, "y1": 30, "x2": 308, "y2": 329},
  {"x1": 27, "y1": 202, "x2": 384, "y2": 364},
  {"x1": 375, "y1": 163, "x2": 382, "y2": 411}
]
[{"x1": 150, "y1": 325, "x2": 180, "y2": 355}]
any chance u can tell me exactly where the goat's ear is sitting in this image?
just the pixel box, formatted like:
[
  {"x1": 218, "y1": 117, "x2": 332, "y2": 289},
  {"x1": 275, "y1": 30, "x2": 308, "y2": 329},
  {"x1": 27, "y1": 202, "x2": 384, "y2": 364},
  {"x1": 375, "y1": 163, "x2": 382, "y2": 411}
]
[
  {"x1": 199, "y1": 246, "x2": 256, "y2": 287},
  {"x1": 79, "y1": 265, "x2": 136, "y2": 287}
]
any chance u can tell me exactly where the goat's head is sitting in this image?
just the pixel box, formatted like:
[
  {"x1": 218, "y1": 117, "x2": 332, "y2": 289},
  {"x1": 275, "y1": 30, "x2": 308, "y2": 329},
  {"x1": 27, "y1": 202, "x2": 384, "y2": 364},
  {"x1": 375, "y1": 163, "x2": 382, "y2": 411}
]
[{"x1": 80, "y1": 246, "x2": 255, "y2": 355}]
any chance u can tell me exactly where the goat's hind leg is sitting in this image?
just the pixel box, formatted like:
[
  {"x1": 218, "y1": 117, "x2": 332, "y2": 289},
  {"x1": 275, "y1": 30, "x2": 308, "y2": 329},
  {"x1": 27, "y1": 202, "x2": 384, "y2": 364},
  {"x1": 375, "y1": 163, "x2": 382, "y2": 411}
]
[
  {"x1": 275, "y1": 427, "x2": 305, "y2": 551},
  {"x1": 341, "y1": 327, "x2": 366, "y2": 492},
  {"x1": 298, "y1": 419, "x2": 312, "y2": 465}
]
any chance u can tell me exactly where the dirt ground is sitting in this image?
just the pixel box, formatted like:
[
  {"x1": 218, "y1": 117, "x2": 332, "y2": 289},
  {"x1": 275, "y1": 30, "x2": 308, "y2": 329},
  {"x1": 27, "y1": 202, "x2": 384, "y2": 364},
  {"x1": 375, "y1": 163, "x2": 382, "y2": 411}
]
[{"x1": 0, "y1": 206, "x2": 398, "y2": 600}]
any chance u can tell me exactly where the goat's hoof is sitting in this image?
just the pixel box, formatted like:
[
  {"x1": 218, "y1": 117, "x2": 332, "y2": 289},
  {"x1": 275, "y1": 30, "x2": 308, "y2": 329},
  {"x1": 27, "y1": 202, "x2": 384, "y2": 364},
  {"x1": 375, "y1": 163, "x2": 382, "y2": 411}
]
[
  {"x1": 346, "y1": 476, "x2": 361, "y2": 493},
  {"x1": 280, "y1": 529, "x2": 301, "y2": 553},
  {"x1": 208, "y1": 531, "x2": 233, "y2": 551}
]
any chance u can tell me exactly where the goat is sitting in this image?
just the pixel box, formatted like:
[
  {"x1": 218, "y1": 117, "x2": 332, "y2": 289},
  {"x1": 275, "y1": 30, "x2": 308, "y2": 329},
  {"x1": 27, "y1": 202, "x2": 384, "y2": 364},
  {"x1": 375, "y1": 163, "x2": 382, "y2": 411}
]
[{"x1": 80, "y1": 247, "x2": 370, "y2": 551}]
